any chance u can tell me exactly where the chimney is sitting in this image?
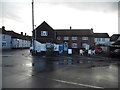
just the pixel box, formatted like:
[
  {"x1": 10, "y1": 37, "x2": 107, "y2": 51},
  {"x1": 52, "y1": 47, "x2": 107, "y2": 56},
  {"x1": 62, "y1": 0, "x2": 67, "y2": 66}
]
[
  {"x1": 21, "y1": 32, "x2": 23, "y2": 35},
  {"x1": 70, "y1": 26, "x2": 72, "y2": 30},
  {"x1": 25, "y1": 33, "x2": 26, "y2": 36},
  {"x1": 2, "y1": 26, "x2": 5, "y2": 30},
  {"x1": 91, "y1": 28, "x2": 93, "y2": 32}
]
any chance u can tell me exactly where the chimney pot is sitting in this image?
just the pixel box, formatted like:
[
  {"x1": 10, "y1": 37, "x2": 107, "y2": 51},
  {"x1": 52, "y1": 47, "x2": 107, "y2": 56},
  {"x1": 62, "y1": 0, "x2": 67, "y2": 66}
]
[
  {"x1": 2, "y1": 26, "x2": 5, "y2": 30},
  {"x1": 21, "y1": 32, "x2": 23, "y2": 35}
]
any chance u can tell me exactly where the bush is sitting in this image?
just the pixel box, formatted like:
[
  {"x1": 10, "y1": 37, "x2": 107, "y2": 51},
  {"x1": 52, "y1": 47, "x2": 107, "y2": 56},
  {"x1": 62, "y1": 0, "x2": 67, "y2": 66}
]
[{"x1": 45, "y1": 48, "x2": 54, "y2": 56}]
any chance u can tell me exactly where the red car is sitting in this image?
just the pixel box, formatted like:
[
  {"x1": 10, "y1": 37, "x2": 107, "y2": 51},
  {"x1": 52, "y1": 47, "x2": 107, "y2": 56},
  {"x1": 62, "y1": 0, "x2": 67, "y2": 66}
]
[{"x1": 94, "y1": 46, "x2": 103, "y2": 53}]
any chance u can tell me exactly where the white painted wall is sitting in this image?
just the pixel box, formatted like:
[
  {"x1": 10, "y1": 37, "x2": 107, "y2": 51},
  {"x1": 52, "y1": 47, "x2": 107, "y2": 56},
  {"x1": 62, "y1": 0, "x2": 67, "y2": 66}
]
[
  {"x1": 94, "y1": 38, "x2": 110, "y2": 45},
  {"x1": 1, "y1": 34, "x2": 11, "y2": 49},
  {"x1": 54, "y1": 44, "x2": 59, "y2": 51}
]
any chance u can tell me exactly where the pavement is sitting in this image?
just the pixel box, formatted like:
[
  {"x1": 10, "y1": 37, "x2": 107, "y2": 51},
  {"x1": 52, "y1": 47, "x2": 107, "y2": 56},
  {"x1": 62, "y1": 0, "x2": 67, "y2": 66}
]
[{"x1": 1, "y1": 49, "x2": 120, "y2": 89}]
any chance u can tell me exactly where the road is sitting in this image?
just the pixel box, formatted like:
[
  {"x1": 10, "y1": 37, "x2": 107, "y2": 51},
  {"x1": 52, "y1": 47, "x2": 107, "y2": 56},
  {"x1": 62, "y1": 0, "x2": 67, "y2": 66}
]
[{"x1": 1, "y1": 49, "x2": 120, "y2": 89}]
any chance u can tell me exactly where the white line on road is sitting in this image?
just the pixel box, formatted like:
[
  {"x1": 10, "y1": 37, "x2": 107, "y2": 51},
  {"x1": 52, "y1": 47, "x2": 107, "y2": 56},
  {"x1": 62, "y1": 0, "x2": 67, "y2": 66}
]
[
  {"x1": 52, "y1": 79, "x2": 104, "y2": 89},
  {"x1": 37, "y1": 75, "x2": 104, "y2": 89}
]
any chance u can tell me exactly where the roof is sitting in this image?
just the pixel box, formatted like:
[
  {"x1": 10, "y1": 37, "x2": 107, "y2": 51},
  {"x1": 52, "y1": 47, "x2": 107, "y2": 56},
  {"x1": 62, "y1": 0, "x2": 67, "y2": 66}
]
[
  {"x1": 55, "y1": 29, "x2": 94, "y2": 36},
  {"x1": 112, "y1": 40, "x2": 120, "y2": 45},
  {"x1": 7, "y1": 31, "x2": 31, "y2": 40},
  {"x1": 93, "y1": 33, "x2": 109, "y2": 38},
  {"x1": 0, "y1": 27, "x2": 8, "y2": 35},
  {"x1": 35, "y1": 21, "x2": 54, "y2": 31},
  {"x1": 0, "y1": 27, "x2": 31, "y2": 40},
  {"x1": 110, "y1": 34, "x2": 120, "y2": 41}
]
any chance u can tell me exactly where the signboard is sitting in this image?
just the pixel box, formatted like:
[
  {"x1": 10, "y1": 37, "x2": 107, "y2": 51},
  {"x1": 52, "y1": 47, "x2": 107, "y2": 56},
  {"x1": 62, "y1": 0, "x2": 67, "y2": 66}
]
[
  {"x1": 68, "y1": 49, "x2": 72, "y2": 54},
  {"x1": 54, "y1": 44, "x2": 59, "y2": 51},
  {"x1": 46, "y1": 43, "x2": 53, "y2": 48},
  {"x1": 59, "y1": 44, "x2": 64, "y2": 54},
  {"x1": 64, "y1": 42, "x2": 68, "y2": 51}
]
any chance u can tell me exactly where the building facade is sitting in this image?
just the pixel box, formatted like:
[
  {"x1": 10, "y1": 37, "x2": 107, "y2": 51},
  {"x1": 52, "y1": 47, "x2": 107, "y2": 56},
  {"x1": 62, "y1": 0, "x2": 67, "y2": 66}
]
[
  {"x1": 0, "y1": 26, "x2": 31, "y2": 50},
  {"x1": 55, "y1": 29, "x2": 94, "y2": 53},
  {"x1": 0, "y1": 27, "x2": 12, "y2": 50},
  {"x1": 94, "y1": 33, "x2": 110, "y2": 46},
  {"x1": 33, "y1": 21, "x2": 108, "y2": 54}
]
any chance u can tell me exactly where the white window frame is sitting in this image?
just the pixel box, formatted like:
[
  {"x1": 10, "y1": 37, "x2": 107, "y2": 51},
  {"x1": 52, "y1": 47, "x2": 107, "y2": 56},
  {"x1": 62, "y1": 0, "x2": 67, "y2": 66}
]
[
  {"x1": 64, "y1": 36, "x2": 69, "y2": 40},
  {"x1": 102, "y1": 38, "x2": 105, "y2": 42},
  {"x1": 72, "y1": 36, "x2": 77, "y2": 40},
  {"x1": 57, "y1": 36, "x2": 61, "y2": 40},
  {"x1": 72, "y1": 43, "x2": 77, "y2": 48},
  {"x1": 2, "y1": 41, "x2": 6, "y2": 47},
  {"x1": 41, "y1": 31, "x2": 48, "y2": 36},
  {"x1": 82, "y1": 37, "x2": 88, "y2": 40},
  {"x1": 97, "y1": 38, "x2": 101, "y2": 41}
]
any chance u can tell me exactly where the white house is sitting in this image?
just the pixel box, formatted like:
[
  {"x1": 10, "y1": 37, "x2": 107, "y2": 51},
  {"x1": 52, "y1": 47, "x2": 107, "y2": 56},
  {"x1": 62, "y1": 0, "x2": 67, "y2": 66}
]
[
  {"x1": 0, "y1": 26, "x2": 31, "y2": 50},
  {"x1": 0, "y1": 28, "x2": 12, "y2": 50},
  {"x1": 94, "y1": 33, "x2": 110, "y2": 46}
]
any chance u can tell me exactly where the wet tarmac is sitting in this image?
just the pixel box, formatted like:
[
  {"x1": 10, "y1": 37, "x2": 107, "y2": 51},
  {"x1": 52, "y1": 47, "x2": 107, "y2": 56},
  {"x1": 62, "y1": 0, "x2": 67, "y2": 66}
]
[{"x1": 1, "y1": 49, "x2": 120, "y2": 89}]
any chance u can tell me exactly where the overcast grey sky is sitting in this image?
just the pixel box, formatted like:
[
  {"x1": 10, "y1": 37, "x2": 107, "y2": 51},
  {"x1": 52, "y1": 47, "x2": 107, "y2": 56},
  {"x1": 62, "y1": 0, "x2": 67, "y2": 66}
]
[{"x1": 0, "y1": 0, "x2": 119, "y2": 36}]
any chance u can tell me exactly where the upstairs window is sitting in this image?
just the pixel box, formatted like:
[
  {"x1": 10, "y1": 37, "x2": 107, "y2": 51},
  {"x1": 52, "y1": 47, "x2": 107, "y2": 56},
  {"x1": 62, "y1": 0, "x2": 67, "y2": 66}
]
[
  {"x1": 96, "y1": 38, "x2": 101, "y2": 41},
  {"x1": 102, "y1": 38, "x2": 105, "y2": 42},
  {"x1": 2, "y1": 35, "x2": 5, "y2": 41},
  {"x1": 72, "y1": 37, "x2": 77, "y2": 40},
  {"x1": 64, "y1": 36, "x2": 69, "y2": 40},
  {"x1": 72, "y1": 43, "x2": 77, "y2": 48},
  {"x1": 41, "y1": 31, "x2": 48, "y2": 36},
  {"x1": 82, "y1": 37, "x2": 88, "y2": 40},
  {"x1": 57, "y1": 36, "x2": 61, "y2": 40}
]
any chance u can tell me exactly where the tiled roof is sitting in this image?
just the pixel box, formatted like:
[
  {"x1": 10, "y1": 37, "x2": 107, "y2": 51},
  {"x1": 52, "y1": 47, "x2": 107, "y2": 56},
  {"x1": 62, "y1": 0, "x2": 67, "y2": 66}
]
[
  {"x1": 93, "y1": 33, "x2": 109, "y2": 38},
  {"x1": 55, "y1": 29, "x2": 93, "y2": 36},
  {"x1": 110, "y1": 34, "x2": 120, "y2": 41},
  {"x1": 35, "y1": 21, "x2": 54, "y2": 31},
  {"x1": 0, "y1": 27, "x2": 31, "y2": 40}
]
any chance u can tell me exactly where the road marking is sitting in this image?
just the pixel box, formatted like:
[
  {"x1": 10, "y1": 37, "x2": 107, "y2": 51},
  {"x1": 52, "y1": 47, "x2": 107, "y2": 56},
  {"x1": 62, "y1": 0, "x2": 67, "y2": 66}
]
[
  {"x1": 37, "y1": 75, "x2": 104, "y2": 89},
  {"x1": 52, "y1": 79, "x2": 104, "y2": 89}
]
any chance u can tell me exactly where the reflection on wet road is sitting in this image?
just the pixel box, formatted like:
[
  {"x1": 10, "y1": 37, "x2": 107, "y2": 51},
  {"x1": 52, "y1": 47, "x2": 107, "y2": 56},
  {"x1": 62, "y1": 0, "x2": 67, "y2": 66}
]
[{"x1": 2, "y1": 49, "x2": 119, "y2": 88}]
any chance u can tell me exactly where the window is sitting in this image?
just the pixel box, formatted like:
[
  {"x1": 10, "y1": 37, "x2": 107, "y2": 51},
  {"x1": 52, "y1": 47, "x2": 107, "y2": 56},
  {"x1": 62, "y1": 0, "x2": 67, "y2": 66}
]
[
  {"x1": 2, "y1": 35, "x2": 5, "y2": 41},
  {"x1": 64, "y1": 36, "x2": 69, "y2": 40},
  {"x1": 57, "y1": 36, "x2": 61, "y2": 40},
  {"x1": 102, "y1": 38, "x2": 105, "y2": 42},
  {"x1": 82, "y1": 37, "x2": 88, "y2": 40},
  {"x1": 72, "y1": 43, "x2": 77, "y2": 48},
  {"x1": 41, "y1": 31, "x2": 48, "y2": 36},
  {"x1": 82, "y1": 43, "x2": 89, "y2": 50},
  {"x1": 2, "y1": 42, "x2": 6, "y2": 47},
  {"x1": 97, "y1": 38, "x2": 101, "y2": 41},
  {"x1": 72, "y1": 36, "x2": 77, "y2": 40}
]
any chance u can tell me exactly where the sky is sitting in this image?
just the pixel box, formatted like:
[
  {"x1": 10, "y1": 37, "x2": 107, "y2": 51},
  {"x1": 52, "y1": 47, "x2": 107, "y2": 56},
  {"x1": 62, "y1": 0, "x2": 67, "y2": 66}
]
[{"x1": 0, "y1": 0, "x2": 119, "y2": 36}]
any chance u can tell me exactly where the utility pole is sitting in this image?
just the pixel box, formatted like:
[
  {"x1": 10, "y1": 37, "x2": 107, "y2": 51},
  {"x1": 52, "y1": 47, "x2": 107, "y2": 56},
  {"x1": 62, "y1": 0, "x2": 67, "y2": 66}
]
[{"x1": 32, "y1": 0, "x2": 35, "y2": 54}]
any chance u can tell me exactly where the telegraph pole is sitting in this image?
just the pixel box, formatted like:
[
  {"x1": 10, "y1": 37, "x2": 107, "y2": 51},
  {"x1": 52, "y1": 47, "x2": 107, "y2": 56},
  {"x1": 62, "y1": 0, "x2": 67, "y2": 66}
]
[{"x1": 32, "y1": 0, "x2": 35, "y2": 54}]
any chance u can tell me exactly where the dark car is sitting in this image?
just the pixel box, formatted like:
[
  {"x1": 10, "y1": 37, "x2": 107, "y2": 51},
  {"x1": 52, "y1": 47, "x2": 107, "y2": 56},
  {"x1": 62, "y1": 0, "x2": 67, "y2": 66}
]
[{"x1": 110, "y1": 49, "x2": 120, "y2": 58}]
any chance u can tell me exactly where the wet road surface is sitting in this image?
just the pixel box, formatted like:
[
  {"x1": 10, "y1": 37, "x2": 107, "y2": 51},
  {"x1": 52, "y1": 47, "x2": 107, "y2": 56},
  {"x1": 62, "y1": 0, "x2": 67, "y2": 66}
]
[{"x1": 1, "y1": 49, "x2": 120, "y2": 89}]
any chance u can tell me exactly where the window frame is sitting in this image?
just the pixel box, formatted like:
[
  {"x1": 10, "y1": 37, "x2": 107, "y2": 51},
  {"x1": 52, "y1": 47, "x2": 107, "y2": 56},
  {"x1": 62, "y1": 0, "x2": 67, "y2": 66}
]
[
  {"x1": 72, "y1": 36, "x2": 77, "y2": 40},
  {"x1": 64, "y1": 36, "x2": 69, "y2": 40},
  {"x1": 41, "y1": 31, "x2": 48, "y2": 36},
  {"x1": 82, "y1": 37, "x2": 88, "y2": 40},
  {"x1": 72, "y1": 43, "x2": 77, "y2": 48}
]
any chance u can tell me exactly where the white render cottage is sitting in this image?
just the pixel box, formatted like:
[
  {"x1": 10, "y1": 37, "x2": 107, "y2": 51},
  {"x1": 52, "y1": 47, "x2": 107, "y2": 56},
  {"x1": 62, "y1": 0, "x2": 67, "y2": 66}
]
[{"x1": 0, "y1": 26, "x2": 31, "y2": 50}]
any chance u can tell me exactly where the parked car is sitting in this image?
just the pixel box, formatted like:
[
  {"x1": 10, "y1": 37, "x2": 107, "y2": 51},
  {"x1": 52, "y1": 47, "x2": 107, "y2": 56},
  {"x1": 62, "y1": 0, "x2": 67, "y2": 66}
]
[
  {"x1": 94, "y1": 46, "x2": 103, "y2": 53},
  {"x1": 110, "y1": 49, "x2": 120, "y2": 58}
]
